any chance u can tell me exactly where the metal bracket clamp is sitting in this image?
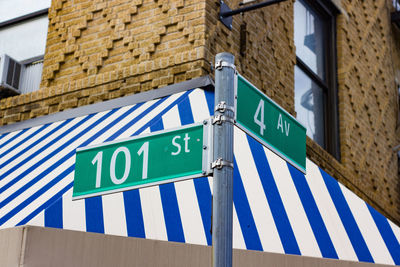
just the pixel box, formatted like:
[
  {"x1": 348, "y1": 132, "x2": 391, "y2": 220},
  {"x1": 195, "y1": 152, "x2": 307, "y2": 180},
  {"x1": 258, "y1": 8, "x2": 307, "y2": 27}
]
[
  {"x1": 215, "y1": 60, "x2": 236, "y2": 72},
  {"x1": 215, "y1": 101, "x2": 235, "y2": 113},
  {"x1": 211, "y1": 158, "x2": 234, "y2": 170},
  {"x1": 212, "y1": 114, "x2": 235, "y2": 125}
]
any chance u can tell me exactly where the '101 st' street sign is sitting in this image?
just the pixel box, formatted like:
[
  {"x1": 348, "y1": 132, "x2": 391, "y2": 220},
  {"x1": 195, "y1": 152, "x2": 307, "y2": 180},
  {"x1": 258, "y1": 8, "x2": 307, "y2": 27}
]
[
  {"x1": 73, "y1": 123, "x2": 211, "y2": 200},
  {"x1": 235, "y1": 74, "x2": 306, "y2": 173}
]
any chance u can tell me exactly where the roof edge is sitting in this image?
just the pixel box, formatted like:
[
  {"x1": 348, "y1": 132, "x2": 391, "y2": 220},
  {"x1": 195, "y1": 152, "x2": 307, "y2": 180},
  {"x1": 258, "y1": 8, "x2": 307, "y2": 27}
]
[{"x1": 0, "y1": 76, "x2": 214, "y2": 134}]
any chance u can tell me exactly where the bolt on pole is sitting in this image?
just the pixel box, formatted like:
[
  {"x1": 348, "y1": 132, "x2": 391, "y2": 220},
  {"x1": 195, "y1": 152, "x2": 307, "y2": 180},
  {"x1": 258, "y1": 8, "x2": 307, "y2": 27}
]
[{"x1": 212, "y1": 52, "x2": 235, "y2": 267}]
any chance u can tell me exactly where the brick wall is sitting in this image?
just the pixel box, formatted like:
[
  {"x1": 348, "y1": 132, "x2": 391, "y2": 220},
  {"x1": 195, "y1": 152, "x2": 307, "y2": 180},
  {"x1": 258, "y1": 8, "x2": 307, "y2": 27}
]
[
  {"x1": 0, "y1": 0, "x2": 209, "y2": 124},
  {"x1": 1, "y1": 0, "x2": 400, "y2": 223},
  {"x1": 334, "y1": 0, "x2": 400, "y2": 222},
  {"x1": 204, "y1": 0, "x2": 295, "y2": 114},
  {"x1": 393, "y1": 12, "x2": 400, "y2": 156}
]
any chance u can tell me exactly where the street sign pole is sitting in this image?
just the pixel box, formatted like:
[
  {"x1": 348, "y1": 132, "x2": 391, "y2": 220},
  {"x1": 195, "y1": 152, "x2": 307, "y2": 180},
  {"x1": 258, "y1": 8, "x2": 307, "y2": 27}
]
[{"x1": 212, "y1": 52, "x2": 235, "y2": 267}]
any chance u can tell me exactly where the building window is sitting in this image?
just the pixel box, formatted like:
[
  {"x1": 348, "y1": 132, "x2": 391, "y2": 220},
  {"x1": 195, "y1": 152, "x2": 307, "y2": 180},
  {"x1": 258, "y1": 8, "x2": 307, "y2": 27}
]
[
  {"x1": 397, "y1": 143, "x2": 400, "y2": 179},
  {"x1": 294, "y1": 0, "x2": 340, "y2": 159},
  {"x1": 394, "y1": 0, "x2": 400, "y2": 10},
  {"x1": 0, "y1": 0, "x2": 50, "y2": 96},
  {"x1": 398, "y1": 84, "x2": 400, "y2": 128}
]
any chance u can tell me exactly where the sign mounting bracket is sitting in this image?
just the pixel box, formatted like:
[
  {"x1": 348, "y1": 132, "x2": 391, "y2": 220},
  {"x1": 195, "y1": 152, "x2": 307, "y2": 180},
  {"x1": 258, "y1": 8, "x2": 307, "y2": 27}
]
[{"x1": 219, "y1": 0, "x2": 288, "y2": 30}]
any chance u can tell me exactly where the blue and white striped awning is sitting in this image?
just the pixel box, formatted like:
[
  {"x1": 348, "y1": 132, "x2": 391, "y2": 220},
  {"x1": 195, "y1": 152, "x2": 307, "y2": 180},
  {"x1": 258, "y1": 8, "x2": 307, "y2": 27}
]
[{"x1": 1, "y1": 79, "x2": 400, "y2": 265}]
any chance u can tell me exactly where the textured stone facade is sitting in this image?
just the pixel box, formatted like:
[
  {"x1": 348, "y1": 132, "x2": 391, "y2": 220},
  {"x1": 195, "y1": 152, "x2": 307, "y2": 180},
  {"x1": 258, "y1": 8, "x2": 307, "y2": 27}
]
[
  {"x1": 0, "y1": 0, "x2": 400, "y2": 224},
  {"x1": 0, "y1": 0, "x2": 208, "y2": 124},
  {"x1": 334, "y1": 0, "x2": 400, "y2": 223}
]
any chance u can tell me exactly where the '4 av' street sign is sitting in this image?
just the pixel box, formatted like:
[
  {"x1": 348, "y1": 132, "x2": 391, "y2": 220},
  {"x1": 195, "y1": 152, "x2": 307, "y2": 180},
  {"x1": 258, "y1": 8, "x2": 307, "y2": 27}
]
[
  {"x1": 235, "y1": 74, "x2": 307, "y2": 173},
  {"x1": 73, "y1": 122, "x2": 212, "y2": 200}
]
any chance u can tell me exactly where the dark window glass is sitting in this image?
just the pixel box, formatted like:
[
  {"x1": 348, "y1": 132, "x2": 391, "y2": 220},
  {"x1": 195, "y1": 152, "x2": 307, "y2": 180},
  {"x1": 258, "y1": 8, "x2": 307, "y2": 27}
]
[
  {"x1": 295, "y1": 66, "x2": 325, "y2": 147},
  {"x1": 294, "y1": 0, "x2": 325, "y2": 80},
  {"x1": 294, "y1": 0, "x2": 340, "y2": 159},
  {"x1": 398, "y1": 152, "x2": 400, "y2": 179},
  {"x1": 6, "y1": 59, "x2": 15, "y2": 85},
  {"x1": 13, "y1": 61, "x2": 21, "y2": 88}
]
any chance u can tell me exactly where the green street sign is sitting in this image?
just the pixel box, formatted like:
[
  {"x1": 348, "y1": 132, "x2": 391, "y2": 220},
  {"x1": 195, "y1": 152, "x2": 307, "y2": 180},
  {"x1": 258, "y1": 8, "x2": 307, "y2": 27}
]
[
  {"x1": 73, "y1": 122, "x2": 212, "y2": 200},
  {"x1": 235, "y1": 74, "x2": 306, "y2": 173}
]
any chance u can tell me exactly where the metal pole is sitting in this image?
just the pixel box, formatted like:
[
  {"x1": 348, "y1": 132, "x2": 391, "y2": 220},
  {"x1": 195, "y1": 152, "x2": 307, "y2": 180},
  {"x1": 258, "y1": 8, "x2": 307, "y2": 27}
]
[{"x1": 212, "y1": 52, "x2": 235, "y2": 267}]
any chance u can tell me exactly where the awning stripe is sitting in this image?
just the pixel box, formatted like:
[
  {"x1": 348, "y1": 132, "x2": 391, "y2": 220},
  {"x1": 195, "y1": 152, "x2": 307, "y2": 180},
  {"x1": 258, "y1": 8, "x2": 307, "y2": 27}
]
[
  {"x1": 233, "y1": 156, "x2": 263, "y2": 251},
  {"x1": 0, "y1": 164, "x2": 74, "y2": 225},
  {"x1": 161, "y1": 104, "x2": 208, "y2": 246},
  {"x1": 1, "y1": 92, "x2": 172, "y2": 185},
  {"x1": 0, "y1": 119, "x2": 73, "y2": 170},
  {"x1": 44, "y1": 196, "x2": 63, "y2": 228},
  {"x1": 123, "y1": 189, "x2": 145, "y2": 238},
  {"x1": 232, "y1": 201, "x2": 246, "y2": 249},
  {"x1": 288, "y1": 164, "x2": 338, "y2": 259},
  {"x1": 17, "y1": 180, "x2": 72, "y2": 226},
  {"x1": 41, "y1": 94, "x2": 172, "y2": 234},
  {"x1": 368, "y1": 204, "x2": 400, "y2": 265},
  {"x1": 389, "y1": 220, "x2": 400, "y2": 252},
  {"x1": 104, "y1": 101, "x2": 153, "y2": 141},
  {"x1": 0, "y1": 123, "x2": 51, "y2": 162},
  {"x1": 0, "y1": 116, "x2": 87, "y2": 178},
  {"x1": 204, "y1": 90, "x2": 214, "y2": 116},
  {"x1": 177, "y1": 96, "x2": 195, "y2": 124},
  {"x1": 160, "y1": 183, "x2": 185, "y2": 242},
  {"x1": 247, "y1": 134, "x2": 301, "y2": 255},
  {"x1": 342, "y1": 183, "x2": 394, "y2": 265},
  {"x1": 150, "y1": 119, "x2": 186, "y2": 243},
  {"x1": 0, "y1": 132, "x2": 13, "y2": 147},
  {"x1": 193, "y1": 178, "x2": 213, "y2": 246},
  {"x1": 0, "y1": 113, "x2": 95, "y2": 184},
  {"x1": 177, "y1": 97, "x2": 213, "y2": 246},
  {"x1": 84, "y1": 91, "x2": 194, "y2": 235},
  {"x1": 129, "y1": 91, "x2": 192, "y2": 138},
  {"x1": 0, "y1": 128, "x2": 29, "y2": 156},
  {"x1": 188, "y1": 89, "x2": 213, "y2": 120},
  {"x1": 7, "y1": 103, "x2": 143, "y2": 222},
  {"x1": 62, "y1": 189, "x2": 85, "y2": 231},
  {"x1": 103, "y1": 193, "x2": 128, "y2": 236},
  {"x1": 175, "y1": 179, "x2": 208, "y2": 245},
  {"x1": 234, "y1": 128, "x2": 283, "y2": 254},
  {"x1": 85, "y1": 196, "x2": 104, "y2": 233},
  {"x1": 188, "y1": 89, "x2": 214, "y2": 246},
  {"x1": 0, "y1": 92, "x2": 174, "y2": 227},
  {"x1": 87, "y1": 91, "x2": 198, "y2": 241},
  {"x1": 0, "y1": 157, "x2": 74, "y2": 225},
  {"x1": 1, "y1": 86, "x2": 400, "y2": 265},
  {"x1": 0, "y1": 110, "x2": 114, "y2": 206},
  {"x1": 320, "y1": 169, "x2": 374, "y2": 263},
  {"x1": 140, "y1": 181, "x2": 168, "y2": 240},
  {"x1": 266, "y1": 148, "x2": 321, "y2": 257},
  {"x1": 0, "y1": 132, "x2": 9, "y2": 141},
  {"x1": 1, "y1": 91, "x2": 191, "y2": 226},
  {"x1": 0, "y1": 154, "x2": 70, "y2": 213},
  {"x1": 305, "y1": 160, "x2": 358, "y2": 261}
]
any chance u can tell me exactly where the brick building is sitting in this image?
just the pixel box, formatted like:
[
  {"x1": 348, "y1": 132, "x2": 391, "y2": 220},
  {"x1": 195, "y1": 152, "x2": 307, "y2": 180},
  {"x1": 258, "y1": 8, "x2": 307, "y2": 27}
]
[{"x1": 0, "y1": 0, "x2": 400, "y2": 266}]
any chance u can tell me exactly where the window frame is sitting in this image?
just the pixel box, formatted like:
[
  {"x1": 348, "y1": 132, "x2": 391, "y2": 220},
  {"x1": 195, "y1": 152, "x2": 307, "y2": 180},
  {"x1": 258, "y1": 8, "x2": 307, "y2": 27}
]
[
  {"x1": 295, "y1": 0, "x2": 341, "y2": 160},
  {"x1": 0, "y1": 8, "x2": 48, "y2": 29},
  {"x1": 0, "y1": 9, "x2": 48, "y2": 96}
]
